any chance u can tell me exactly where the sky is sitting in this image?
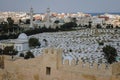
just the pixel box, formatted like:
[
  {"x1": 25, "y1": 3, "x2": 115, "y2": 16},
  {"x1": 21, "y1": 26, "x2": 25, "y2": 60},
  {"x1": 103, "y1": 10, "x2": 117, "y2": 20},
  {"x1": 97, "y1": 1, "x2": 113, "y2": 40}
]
[{"x1": 0, "y1": 0, "x2": 120, "y2": 13}]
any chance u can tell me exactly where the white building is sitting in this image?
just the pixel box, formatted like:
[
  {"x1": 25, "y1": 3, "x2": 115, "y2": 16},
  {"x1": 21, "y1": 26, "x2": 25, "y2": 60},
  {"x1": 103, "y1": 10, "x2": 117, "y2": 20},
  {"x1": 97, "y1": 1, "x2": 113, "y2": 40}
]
[
  {"x1": 91, "y1": 17, "x2": 105, "y2": 26},
  {"x1": 14, "y1": 33, "x2": 29, "y2": 51},
  {"x1": 0, "y1": 33, "x2": 29, "y2": 52},
  {"x1": 77, "y1": 17, "x2": 91, "y2": 26}
]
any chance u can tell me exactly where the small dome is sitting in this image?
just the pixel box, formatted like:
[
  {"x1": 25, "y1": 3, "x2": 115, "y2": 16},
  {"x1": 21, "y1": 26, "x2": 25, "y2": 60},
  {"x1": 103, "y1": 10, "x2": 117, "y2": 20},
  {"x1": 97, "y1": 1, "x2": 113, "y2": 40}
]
[{"x1": 18, "y1": 33, "x2": 28, "y2": 40}]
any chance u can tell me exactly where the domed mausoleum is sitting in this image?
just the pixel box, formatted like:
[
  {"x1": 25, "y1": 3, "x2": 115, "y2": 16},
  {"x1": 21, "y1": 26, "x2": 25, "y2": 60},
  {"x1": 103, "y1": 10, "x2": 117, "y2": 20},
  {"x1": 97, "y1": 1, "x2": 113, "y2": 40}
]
[
  {"x1": 18, "y1": 33, "x2": 28, "y2": 41},
  {"x1": 14, "y1": 33, "x2": 29, "y2": 51},
  {"x1": 0, "y1": 33, "x2": 29, "y2": 52}
]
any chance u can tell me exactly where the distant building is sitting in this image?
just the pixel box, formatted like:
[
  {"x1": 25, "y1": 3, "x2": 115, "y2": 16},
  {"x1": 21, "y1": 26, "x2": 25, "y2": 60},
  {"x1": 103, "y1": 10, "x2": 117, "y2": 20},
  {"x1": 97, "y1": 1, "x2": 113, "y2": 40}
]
[
  {"x1": 92, "y1": 16, "x2": 105, "y2": 26},
  {"x1": 77, "y1": 16, "x2": 91, "y2": 26},
  {"x1": 34, "y1": 8, "x2": 64, "y2": 29}
]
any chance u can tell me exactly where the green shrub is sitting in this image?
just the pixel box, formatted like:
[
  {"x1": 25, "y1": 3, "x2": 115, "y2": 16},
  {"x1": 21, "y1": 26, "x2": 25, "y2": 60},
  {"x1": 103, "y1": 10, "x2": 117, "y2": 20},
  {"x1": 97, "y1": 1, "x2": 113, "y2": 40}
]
[{"x1": 24, "y1": 51, "x2": 34, "y2": 59}]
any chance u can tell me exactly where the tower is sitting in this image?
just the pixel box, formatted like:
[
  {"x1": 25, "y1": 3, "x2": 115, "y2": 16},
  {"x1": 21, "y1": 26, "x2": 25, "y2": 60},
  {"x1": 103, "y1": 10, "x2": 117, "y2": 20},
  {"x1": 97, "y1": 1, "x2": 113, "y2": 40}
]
[
  {"x1": 46, "y1": 8, "x2": 50, "y2": 23},
  {"x1": 29, "y1": 7, "x2": 34, "y2": 28},
  {"x1": 45, "y1": 8, "x2": 51, "y2": 28}
]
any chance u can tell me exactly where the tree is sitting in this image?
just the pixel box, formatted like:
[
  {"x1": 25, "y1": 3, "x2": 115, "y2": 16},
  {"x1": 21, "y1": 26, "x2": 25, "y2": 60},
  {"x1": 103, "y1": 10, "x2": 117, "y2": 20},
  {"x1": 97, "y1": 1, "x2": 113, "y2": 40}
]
[
  {"x1": 29, "y1": 37, "x2": 40, "y2": 48},
  {"x1": 25, "y1": 19, "x2": 30, "y2": 24},
  {"x1": 1, "y1": 21, "x2": 8, "y2": 33},
  {"x1": 78, "y1": 24, "x2": 82, "y2": 27},
  {"x1": 71, "y1": 17, "x2": 77, "y2": 23},
  {"x1": 3, "y1": 46, "x2": 13, "y2": 55},
  {"x1": 96, "y1": 24, "x2": 102, "y2": 29},
  {"x1": 19, "y1": 19, "x2": 22, "y2": 24},
  {"x1": 19, "y1": 53, "x2": 24, "y2": 57},
  {"x1": 0, "y1": 48, "x2": 3, "y2": 55},
  {"x1": 60, "y1": 22, "x2": 77, "y2": 30},
  {"x1": 24, "y1": 51, "x2": 34, "y2": 59},
  {"x1": 106, "y1": 24, "x2": 113, "y2": 29},
  {"x1": 7, "y1": 17, "x2": 14, "y2": 32},
  {"x1": 88, "y1": 21, "x2": 92, "y2": 28},
  {"x1": 115, "y1": 25, "x2": 120, "y2": 29},
  {"x1": 7, "y1": 17, "x2": 14, "y2": 26},
  {"x1": 54, "y1": 20, "x2": 59, "y2": 24},
  {"x1": 102, "y1": 45, "x2": 117, "y2": 64},
  {"x1": 3, "y1": 46, "x2": 18, "y2": 59}
]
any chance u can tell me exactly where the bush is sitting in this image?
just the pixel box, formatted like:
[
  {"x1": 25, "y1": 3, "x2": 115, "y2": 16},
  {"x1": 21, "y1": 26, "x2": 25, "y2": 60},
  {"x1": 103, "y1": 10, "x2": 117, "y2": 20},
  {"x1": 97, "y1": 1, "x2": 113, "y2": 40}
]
[
  {"x1": 60, "y1": 22, "x2": 77, "y2": 30},
  {"x1": 29, "y1": 37, "x2": 40, "y2": 48},
  {"x1": 103, "y1": 45, "x2": 117, "y2": 64},
  {"x1": 19, "y1": 53, "x2": 24, "y2": 57},
  {"x1": 3, "y1": 46, "x2": 18, "y2": 55},
  {"x1": 24, "y1": 51, "x2": 34, "y2": 59},
  {"x1": 96, "y1": 24, "x2": 102, "y2": 28}
]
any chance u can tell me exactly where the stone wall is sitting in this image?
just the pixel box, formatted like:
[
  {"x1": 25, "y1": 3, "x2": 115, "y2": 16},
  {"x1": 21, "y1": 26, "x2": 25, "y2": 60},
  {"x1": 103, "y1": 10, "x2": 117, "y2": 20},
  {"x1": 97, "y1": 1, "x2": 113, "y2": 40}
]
[{"x1": 0, "y1": 48, "x2": 119, "y2": 80}]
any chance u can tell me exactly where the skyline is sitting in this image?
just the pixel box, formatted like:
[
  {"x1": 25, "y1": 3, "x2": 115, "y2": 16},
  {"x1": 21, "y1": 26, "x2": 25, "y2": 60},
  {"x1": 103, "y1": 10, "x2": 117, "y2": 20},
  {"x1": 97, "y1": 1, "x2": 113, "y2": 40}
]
[{"x1": 0, "y1": 0, "x2": 120, "y2": 13}]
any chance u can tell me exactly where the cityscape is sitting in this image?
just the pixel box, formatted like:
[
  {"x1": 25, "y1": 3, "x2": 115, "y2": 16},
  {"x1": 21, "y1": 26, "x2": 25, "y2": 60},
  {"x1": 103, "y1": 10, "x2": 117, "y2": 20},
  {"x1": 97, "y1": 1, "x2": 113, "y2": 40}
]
[{"x1": 0, "y1": 0, "x2": 120, "y2": 80}]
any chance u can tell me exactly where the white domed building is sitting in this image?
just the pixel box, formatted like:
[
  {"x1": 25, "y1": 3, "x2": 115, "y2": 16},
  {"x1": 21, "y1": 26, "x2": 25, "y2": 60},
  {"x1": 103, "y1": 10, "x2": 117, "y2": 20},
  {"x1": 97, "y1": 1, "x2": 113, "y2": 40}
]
[
  {"x1": 14, "y1": 33, "x2": 29, "y2": 51},
  {"x1": 18, "y1": 33, "x2": 28, "y2": 41},
  {"x1": 0, "y1": 33, "x2": 29, "y2": 52}
]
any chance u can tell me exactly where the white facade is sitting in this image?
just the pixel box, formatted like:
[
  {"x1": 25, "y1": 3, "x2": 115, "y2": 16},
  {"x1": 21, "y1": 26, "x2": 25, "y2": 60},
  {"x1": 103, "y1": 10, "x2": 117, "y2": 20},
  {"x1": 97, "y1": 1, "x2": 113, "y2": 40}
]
[
  {"x1": 15, "y1": 33, "x2": 29, "y2": 51},
  {"x1": 77, "y1": 17, "x2": 91, "y2": 25},
  {"x1": 92, "y1": 17, "x2": 105, "y2": 26},
  {"x1": 14, "y1": 42, "x2": 29, "y2": 51}
]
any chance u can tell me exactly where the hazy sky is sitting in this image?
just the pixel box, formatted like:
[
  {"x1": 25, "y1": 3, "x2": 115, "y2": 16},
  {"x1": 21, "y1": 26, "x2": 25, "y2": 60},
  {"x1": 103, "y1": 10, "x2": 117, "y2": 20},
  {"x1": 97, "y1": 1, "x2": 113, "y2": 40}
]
[{"x1": 0, "y1": 0, "x2": 120, "y2": 13}]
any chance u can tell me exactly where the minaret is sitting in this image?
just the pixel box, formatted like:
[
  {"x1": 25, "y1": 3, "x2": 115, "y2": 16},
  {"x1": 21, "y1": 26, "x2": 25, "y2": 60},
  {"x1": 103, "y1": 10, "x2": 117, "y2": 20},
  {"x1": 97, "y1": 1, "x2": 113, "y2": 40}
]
[
  {"x1": 45, "y1": 8, "x2": 51, "y2": 28},
  {"x1": 29, "y1": 7, "x2": 34, "y2": 28},
  {"x1": 46, "y1": 7, "x2": 50, "y2": 23}
]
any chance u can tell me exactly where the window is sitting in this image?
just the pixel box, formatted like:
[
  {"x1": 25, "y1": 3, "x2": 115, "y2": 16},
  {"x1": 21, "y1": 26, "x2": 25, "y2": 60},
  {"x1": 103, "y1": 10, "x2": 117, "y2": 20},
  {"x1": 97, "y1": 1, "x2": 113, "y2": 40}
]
[
  {"x1": 19, "y1": 46, "x2": 21, "y2": 51},
  {"x1": 16, "y1": 46, "x2": 18, "y2": 50},
  {"x1": 46, "y1": 67, "x2": 51, "y2": 75}
]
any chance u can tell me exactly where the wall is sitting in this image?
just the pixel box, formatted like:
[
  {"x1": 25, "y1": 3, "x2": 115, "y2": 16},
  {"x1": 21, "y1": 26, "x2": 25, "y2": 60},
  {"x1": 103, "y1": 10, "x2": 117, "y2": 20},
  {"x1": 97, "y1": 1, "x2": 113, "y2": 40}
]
[
  {"x1": 37, "y1": 48, "x2": 120, "y2": 80},
  {"x1": 0, "y1": 48, "x2": 120, "y2": 80}
]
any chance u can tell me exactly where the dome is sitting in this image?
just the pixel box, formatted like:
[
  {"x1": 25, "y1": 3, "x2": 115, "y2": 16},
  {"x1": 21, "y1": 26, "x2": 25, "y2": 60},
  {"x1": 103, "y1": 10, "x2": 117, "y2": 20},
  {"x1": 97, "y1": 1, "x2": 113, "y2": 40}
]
[{"x1": 18, "y1": 33, "x2": 28, "y2": 40}]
